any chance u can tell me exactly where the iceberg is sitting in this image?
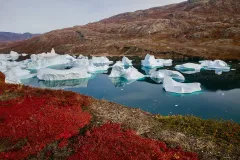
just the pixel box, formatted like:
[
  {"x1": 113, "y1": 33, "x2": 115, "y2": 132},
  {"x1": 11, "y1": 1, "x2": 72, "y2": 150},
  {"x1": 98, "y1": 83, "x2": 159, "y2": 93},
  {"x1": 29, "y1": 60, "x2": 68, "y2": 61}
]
[
  {"x1": 150, "y1": 69, "x2": 185, "y2": 83},
  {"x1": 0, "y1": 51, "x2": 19, "y2": 61},
  {"x1": 163, "y1": 76, "x2": 201, "y2": 94},
  {"x1": 156, "y1": 59, "x2": 173, "y2": 66},
  {"x1": 30, "y1": 48, "x2": 58, "y2": 61},
  {"x1": 109, "y1": 61, "x2": 145, "y2": 80},
  {"x1": 91, "y1": 56, "x2": 113, "y2": 65},
  {"x1": 37, "y1": 68, "x2": 91, "y2": 81},
  {"x1": 78, "y1": 54, "x2": 88, "y2": 59},
  {"x1": 122, "y1": 56, "x2": 132, "y2": 66},
  {"x1": 175, "y1": 63, "x2": 202, "y2": 71},
  {"x1": 200, "y1": 60, "x2": 230, "y2": 75},
  {"x1": 72, "y1": 59, "x2": 89, "y2": 69},
  {"x1": 4, "y1": 66, "x2": 36, "y2": 84},
  {"x1": 141, "y1": 54, "x2": 163, "y2": 68},
  {"x1": 27, "y1": 54, "x2": 75, "y2": 70},
  {"x1": 21, "y1": 53, "x2": 28, "y2": 57},
  {"x1": 141, "y1": 67, "x2": 157, "y2": 75},
  {"x1": 88, "y1": 61, "x2": 109, "y2": 73}
]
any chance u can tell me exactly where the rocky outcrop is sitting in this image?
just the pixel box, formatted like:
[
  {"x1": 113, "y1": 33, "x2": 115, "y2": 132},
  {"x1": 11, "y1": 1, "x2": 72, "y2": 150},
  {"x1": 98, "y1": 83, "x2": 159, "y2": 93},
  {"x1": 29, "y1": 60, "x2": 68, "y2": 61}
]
[{"x1": 0, "y1": 0, "x2": 239, "y2": 60}]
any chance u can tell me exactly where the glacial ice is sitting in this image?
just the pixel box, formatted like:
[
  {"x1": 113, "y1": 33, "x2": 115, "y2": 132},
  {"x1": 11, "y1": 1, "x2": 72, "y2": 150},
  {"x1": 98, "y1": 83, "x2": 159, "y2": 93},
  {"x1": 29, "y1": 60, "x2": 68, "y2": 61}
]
[
  {"x1": 27, "y1": 54, "x2": 75, "y2": 70},
  {"x1": 91, "y1": 56, "x2": 113, "y2": 65},
  {"x1": 37, "y1": 68, "x2": 91, "y2": 81},
  {"x1": 109, "y1": 61, "x2": 145, "y2": 80},
  {"x1": 200, "y1": 60, "x2": 230, "y2": 75},
  {"x1": 78, "y1": 54, "x2": 88, "y2": 59},
  {"x1": 21, "y1": 53, "x2": 28, "y2": 57},
  {"x1": 163, "y1": 76, "x2": 201, "y2": 94},
  {"x1": 156, "y1": 59, "x2": 173, "y2": 66},
  {"x1": 141, "y1": 54, "x2": 163, "y2": 68},
  {"x1": 88, "y1": 61, "x2": 109, "y2": 73},
  {"x1": 122, "y1": 56, "x2": 132, "y2": 66},
  {"x1": 4, "y1": 66, "x2": 36, "y2": 84},
  {"x1": 175, "y1": 63, "x2": 202, "y2": 72},
  {"x1": 141, "y1": 67, "x2": 157, "y2": 75},
  {"x1": 0, "y1": 51, "x2": 19, "y2": 61},
  {"x1": 72, "y1": 59, "x2": 89, "y2": 69},
  {"x1": 150, "y1": 69, "x2": 185, "y2": 83}
]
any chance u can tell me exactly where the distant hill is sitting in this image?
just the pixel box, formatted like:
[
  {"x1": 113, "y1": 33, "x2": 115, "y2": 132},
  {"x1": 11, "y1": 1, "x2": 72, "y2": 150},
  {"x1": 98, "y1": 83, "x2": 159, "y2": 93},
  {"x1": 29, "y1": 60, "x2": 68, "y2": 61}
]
[
  {"x1": 0, "y1": 32, "x2": 40, "y2": 42},
  {"x1": 0, "y1": 0, "x2": 239, "y2": 59}
]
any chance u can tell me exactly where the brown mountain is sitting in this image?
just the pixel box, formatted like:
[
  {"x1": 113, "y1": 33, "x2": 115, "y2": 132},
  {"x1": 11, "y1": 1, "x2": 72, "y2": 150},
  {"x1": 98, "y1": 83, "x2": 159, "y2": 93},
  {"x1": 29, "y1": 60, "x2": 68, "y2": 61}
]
[{"x1": 0, "y1": 0, "x2": 240, "y2": 60}]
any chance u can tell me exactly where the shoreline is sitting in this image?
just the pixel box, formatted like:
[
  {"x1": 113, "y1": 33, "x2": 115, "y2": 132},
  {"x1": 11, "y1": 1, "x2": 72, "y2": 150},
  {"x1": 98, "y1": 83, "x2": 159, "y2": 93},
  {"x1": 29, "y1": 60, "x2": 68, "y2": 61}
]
[{"x1": 0, "y1": 72, "x2": 240, "y2": 159}]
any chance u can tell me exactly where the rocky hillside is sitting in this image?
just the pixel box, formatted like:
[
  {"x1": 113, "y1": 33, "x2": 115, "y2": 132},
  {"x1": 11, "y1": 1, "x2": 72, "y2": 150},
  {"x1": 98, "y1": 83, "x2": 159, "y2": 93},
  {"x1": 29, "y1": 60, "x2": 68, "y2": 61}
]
[
  {"x1": 0, "y1": 0, "x2": 239, "y2": 60},
  {"x1": 0, "y1": 32, "x2": 40, "y2": 42}
]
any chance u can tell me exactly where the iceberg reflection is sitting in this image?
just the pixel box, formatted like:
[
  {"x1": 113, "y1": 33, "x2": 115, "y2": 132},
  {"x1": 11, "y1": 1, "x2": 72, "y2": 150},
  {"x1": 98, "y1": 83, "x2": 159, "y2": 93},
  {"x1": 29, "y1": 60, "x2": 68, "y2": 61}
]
[
  {"x1": 39, "y1": 78, "x2": 90, "y2": 89},
  {"x1": 109, "y1": 77, "x2": 136, "y2": 88}
]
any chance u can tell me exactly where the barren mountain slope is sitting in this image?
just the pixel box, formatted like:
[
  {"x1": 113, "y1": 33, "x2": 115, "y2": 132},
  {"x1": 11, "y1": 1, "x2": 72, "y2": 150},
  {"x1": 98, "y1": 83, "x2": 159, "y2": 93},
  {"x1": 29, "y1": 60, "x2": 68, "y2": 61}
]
[{"x1": 0, "y1": 0, "x2": 239, "y2": 60}]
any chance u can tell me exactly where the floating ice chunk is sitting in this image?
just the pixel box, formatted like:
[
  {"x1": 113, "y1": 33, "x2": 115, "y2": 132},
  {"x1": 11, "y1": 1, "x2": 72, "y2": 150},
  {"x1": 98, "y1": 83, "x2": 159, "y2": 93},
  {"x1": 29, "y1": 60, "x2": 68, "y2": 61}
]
[
  {"x1": 141, "y1": 54, "x2": 163, "y2": 68},
  {"x1": 37, "y1": 68, "x2": 91, "y2": 81},
  {"x1": 88, "y1": 61, "x2": 109, "y2": 73},
  {"x1": 141, "y1": 67, "x2": 157, "y2": 75},
  {"x1": 27, "y1": 55, "x2": 74, "y2": 70},
  {"x1": 109, "y1": 61, "x2": 145, "y2": 80},
  {"x1": 21, "y1": 53, "x2": 28, "y2": 56},
  {"x1": 122, "y1": 56, "x2": 132, "y2": 66},
  {"x1": 231, "y1": 69, "x2": 236, "y2": 71},
  {"x1": 0, "y1": 51, "x2": 19, "y2": 61},
  {"x1": 91, "y1": 56, "x2": 113, "y2": 64},
  {"x1": 200, "y1": 60, "x2": 230, "y2": 70},
  {"x1": 78, "y1": 54, "x2": 88, "y2": 59},
  {"x1": 175, "y1": 63, "x2": 202, "y2": 71},
  {"x1": 72, "y1": 59, "x2": 89, "y2": 69},
  {"x1": 200, "y1": 60, "x2": 230, "y2": 75},
  {"x1": 39, "y1": 78, "x2": 90, "y2": 89},
  {"x1": 4, "y1": 66, "x2": 36, "y2": 84},
  {"x1": 150, "y1": 69, "x2": 185, "y2": 83},
  {"x1": 163, "y1": 76, "x2": 201, "y2": 94},
  {"x1": 157, "y1": 59, "x2": 173, "y2": 66}
]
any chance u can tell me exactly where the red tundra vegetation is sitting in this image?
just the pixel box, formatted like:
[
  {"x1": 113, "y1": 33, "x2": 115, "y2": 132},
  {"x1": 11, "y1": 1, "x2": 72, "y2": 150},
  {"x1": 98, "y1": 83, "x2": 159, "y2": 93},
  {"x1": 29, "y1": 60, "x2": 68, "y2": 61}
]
[
  {"x1": 0, "y1": 72, "x2": 198, "y2": 159},
  {"x1": 69, "y1": 123, "x2": 198, "y2": 160}
]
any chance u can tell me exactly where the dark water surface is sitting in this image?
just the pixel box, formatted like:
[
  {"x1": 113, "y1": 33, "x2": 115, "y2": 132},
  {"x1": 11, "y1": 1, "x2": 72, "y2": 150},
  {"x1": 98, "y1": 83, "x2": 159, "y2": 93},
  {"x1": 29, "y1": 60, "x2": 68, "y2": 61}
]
[{"x1": 22, "y1": 60, "x2": 240, "y2": 122}]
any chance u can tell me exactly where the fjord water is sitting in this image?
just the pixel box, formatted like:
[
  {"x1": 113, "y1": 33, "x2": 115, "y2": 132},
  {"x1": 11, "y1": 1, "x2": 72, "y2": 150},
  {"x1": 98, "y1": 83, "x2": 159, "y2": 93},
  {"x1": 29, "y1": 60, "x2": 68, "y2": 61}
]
[{"x1": 22, "y1": 61, "x2": 240, "y2": 122}]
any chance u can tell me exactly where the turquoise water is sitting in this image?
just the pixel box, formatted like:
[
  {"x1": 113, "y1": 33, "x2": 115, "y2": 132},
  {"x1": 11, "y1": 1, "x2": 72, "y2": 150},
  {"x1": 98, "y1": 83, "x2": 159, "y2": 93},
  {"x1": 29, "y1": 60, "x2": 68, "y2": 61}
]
[{"x1": 22, "y1": 60, "x2": 240, "y2": 122}]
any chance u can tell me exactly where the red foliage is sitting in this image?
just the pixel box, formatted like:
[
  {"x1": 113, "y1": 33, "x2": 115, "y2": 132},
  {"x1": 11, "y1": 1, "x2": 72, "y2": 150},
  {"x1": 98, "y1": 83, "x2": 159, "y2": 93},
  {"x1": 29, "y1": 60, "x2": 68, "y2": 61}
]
[
  {"x1": 0, "y1": 84, "x2": 91, "y2": 160},
  {"x1": 68, "y1": 123, "x2": 198, "y2": 160}
]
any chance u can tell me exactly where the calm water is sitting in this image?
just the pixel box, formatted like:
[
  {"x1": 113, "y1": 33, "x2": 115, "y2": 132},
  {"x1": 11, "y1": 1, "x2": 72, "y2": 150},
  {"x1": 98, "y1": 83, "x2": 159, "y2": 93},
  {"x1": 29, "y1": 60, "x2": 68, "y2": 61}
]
[{"x1": 22, "y1": 60, "x2": 240, "y2": 122}]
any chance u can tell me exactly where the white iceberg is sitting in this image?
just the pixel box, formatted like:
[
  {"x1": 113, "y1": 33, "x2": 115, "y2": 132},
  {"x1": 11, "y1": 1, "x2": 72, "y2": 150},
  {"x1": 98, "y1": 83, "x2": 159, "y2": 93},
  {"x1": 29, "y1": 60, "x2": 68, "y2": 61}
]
[
  {"x1": 88, "y1": 61, "x2": 109, "y2": 73},
  {"x1": 175, "y1": 63, "x2": 202, "y2": 71},
  {"x1": 78, "y1": 54, "x2": 88, "y2": 59},
  {"x1": 4, "y1": 66, "x2": 36, "y2": 84},
  {"x1": 0, "y1": 51, "x2": 19, "y2": 61},
  {"x1": 72, "y1": 59, "x2": 89, "y2": 69},
  {"x1": 37, "y1": 68, "x2": 91, "y2": 81},
  {"x1": 91, "y1": 56, "x2": 113, "y2": 65},
  {"x1": 122, "y1": 56, "x2": 132, "y2": 66},
  {"x1": 157, "y1": 59, "x2": 173, "y2": 66},
  {"x1": 30, "y1": 48, "x2": 58, "y2": 61},
  {"x1": 21, "y1": 53, "x2": 28, "y2": 57},
  {"x1": 150, "y1": 69, "x2": 185, "y2": 83},
  {"x1": 141, "y1": 67, "x2": 157, "y2": 75},
  {"x1": 200, "y1": 60, "x2": 230, "y2": 75},
  {"x1": 163, "y1": 76, "x2": 201, "y2": 94},
  {"x1": 109, "y1": 61, "x2": 145, "y2": 80},
  {"x1": 27, "y1": 54, "x2": 75, "y2": 70},
  {"x1": 141, "y1": 54, "x2": 163, "y2": 68}
]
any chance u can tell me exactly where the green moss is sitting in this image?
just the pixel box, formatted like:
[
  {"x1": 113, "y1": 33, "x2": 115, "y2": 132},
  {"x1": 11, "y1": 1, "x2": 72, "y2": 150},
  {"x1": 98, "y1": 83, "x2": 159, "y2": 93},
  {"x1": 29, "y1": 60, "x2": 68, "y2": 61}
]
[
  {"x1": 155, "y1": 115, "x2": 240, "y2": 146},
  {"x1": 0, "y1": 92, "x2": 23, "y2": 101}
]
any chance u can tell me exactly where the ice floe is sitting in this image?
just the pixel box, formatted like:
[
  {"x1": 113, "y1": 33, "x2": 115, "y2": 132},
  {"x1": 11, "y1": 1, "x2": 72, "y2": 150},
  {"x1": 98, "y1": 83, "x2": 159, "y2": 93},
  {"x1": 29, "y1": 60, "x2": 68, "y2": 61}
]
[
  {"x1": 163, "y1": 76, "x2": 201, "y2": 94},
  {"x1": 109, "y1": 61, "x2": 145, "y2": 80},
  {"x1": 175, "y1": 63, "x2": 202, "y2": 72},
  {"x1": 141, "y1": 54, "x2": 172, "y2": 68},
  {"x1": 91, "y1": 56, "x2": 113, "y2": 65},
  {"x1": 4, "y1": 66, "x2": 36, "y2": 84},
  {"x1": 37, "y1": 68, "x2": 91, "y2": 81},
  {"x1": 141, "y1": 54, "x2": 163, "y2": 68},
  {"x1": 0, "y1": 51, "x2": 19, "y2": 61},
  {"x1": 27, "y1": 54, "x2": 75, "y2": 70},
  {"x1": 150, "y1": 69, "x2": 185, "y2": 83},
  {"x1": 122, "y1": 56, "x2": 132, "y2": 66}
]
